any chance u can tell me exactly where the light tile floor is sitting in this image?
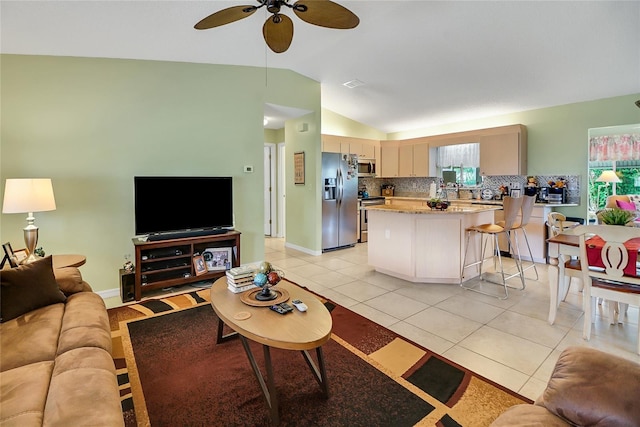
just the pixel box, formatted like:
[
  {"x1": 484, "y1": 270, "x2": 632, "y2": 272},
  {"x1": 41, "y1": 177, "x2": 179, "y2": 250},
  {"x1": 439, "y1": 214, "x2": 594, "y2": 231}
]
[
  {"x1": 262, "y1": 238, "x2": 640, "y2": 401},
  {"x1": 105, "y1": 237, "x2": 640, "y2": 401}
]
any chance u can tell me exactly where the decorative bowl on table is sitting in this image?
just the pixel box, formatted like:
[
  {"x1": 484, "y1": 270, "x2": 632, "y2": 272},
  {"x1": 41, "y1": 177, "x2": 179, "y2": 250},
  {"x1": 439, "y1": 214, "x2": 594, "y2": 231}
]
[{"x1": 426, "y1": 199, "x2": 449, "y2": 210}]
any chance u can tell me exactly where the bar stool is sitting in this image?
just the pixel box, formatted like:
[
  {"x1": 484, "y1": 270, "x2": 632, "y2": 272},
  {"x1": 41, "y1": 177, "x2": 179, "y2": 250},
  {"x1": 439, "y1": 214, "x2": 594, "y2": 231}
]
[
  {"x1": 501, "y1": 195, "x2": 539, "y2": 280},
  {"x1": 460, "y1": 196, "x2": 526, "y2": 299}
]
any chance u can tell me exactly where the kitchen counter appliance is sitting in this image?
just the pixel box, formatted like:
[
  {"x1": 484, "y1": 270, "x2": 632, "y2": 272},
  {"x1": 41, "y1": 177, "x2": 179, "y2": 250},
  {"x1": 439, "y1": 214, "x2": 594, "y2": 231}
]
[
  {"x1": 322, "y1": 153, "x2": 358, "y2": 251},
  {"x1": 359, "y1": 196, "x2": 385, "y2": 243},
  {"x1": 357, "y1": 157, "x2": 376, "y2": 177}
]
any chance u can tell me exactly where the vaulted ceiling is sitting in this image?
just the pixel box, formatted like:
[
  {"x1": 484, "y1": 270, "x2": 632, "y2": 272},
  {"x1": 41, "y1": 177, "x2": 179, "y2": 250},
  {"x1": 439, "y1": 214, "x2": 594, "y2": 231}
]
[{"x1": 2, "y1": 1, "x2": 639, "y2": 133}]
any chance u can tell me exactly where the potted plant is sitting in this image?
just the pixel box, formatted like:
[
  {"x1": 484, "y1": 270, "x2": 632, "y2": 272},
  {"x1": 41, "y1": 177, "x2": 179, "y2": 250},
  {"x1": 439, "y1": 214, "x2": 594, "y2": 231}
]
[{"x1": 598, "y1": 208, "x2": 636, "y2": 226}]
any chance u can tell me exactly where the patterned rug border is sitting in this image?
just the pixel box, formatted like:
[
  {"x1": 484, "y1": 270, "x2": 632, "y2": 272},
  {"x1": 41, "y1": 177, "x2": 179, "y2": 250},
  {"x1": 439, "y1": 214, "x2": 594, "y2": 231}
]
[
  {"x1": 120, "y1": 301, "x2": 211, "y2": 427},
  {"x1": 109, "y1": 282, "x2": 531, "y2": 426}
]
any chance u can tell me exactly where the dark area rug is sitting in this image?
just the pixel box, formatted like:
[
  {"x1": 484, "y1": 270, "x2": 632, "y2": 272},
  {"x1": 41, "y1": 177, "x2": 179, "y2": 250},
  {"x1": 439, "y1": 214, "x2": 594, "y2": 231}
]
[{"x1": 108, "y1": 286, "x2": 530, "y2": 426}]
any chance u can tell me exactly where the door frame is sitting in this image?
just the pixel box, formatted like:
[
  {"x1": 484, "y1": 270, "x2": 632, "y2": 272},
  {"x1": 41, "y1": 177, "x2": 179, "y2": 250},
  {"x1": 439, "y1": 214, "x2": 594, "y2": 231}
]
[{"x1": 264, "y1": 144, "x2": 277, "y2": 236}]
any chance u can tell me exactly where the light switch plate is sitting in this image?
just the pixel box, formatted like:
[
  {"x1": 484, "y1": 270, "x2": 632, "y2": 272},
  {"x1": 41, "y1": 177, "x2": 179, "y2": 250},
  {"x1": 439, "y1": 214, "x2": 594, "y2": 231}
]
[{"x1": 244, "y1": 165, "x2": 254, "y2": 173}]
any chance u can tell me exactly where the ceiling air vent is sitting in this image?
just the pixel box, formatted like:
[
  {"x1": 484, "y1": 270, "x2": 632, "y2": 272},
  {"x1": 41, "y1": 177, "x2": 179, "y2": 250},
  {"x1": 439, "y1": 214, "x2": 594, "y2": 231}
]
[{"x1": 343, "y1": 79, "x2": 365, "y2": 89}]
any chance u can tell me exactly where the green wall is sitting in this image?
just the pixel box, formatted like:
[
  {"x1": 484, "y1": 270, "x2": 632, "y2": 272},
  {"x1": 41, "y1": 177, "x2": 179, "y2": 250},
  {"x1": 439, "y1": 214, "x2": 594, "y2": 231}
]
[
  {"x1": 2, "y1": 53, "x2": 638, "y2": 294},
  {"x1": 1, "y1": 55, "x2": 321, "y2": 293}
]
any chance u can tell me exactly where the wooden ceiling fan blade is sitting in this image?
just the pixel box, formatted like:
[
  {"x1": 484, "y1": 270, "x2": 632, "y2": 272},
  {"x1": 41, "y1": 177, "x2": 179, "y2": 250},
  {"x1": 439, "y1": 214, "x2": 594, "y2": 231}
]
[
  {"x1": 263, "y1": 14, "x2": 294, "y2": 53},
  {"x1": 293, "y1": 0, "x2": 359, "y2": 29},
  {"x1": 194, "y1": 5, "x2": 257, "y2": 30}
]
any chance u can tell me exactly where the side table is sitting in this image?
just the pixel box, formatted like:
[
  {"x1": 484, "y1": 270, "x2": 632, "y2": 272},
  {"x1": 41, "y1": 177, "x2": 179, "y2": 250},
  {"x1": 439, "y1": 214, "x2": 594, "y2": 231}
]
[{"x1": 52, "y1": 254, "x2": 86, "y2": 269}]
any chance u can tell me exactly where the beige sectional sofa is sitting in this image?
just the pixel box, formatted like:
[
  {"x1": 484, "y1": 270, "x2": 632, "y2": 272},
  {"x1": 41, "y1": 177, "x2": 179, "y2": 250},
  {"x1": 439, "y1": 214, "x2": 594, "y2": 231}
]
[
  {"x1": 491, "y1": 346, "x2": 640, "y2": 426},
  {"x1": 1, "y1": 256, "x2": 123, "y2": 426}
]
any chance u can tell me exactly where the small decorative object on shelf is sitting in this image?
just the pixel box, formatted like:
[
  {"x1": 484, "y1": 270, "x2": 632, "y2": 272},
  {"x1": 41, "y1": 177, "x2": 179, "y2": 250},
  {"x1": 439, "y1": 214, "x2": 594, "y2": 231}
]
[
  {"x1": 34, "y1": 247, "x2": 45, "y2": 257},
  {"x1": 123, "y1": 260, "x2": 134, "y2": 273},
  {"x1": 548, "y1": 178, "x2": 566, "y2": 190},
  {"x1": 499, "y1": 185, "x2": 509, "y2": 199}
]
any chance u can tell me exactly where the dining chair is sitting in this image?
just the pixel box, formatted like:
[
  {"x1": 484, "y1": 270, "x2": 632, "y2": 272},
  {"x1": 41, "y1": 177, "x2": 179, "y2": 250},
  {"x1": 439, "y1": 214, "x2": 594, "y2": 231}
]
[
  {"x1": 574, "y1": 224, "x2": 640, "y2": 355},
  {"x1": 547, "y1": 212, "x2": 583, "y2": 302},
  {"x1": 460, "y1": 196, "x2": 526, "y2": 299}
]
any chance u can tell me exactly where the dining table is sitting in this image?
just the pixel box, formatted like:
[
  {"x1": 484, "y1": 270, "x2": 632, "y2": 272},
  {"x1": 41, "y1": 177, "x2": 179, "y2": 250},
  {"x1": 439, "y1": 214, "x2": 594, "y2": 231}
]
[{"x1": 547, "y1": 230, "x2": 640, "y2": 325}]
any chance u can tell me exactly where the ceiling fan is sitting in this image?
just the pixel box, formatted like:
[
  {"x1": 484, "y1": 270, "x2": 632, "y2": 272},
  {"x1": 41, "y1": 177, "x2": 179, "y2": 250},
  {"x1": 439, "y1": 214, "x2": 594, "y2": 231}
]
[{"x1": 194, "y1": 0, "x2": 359, "y2": 53}]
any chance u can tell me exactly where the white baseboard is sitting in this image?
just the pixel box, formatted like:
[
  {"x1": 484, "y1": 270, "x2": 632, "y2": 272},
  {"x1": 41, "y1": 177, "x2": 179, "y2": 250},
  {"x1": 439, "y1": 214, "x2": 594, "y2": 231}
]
[
  {"x1": 96, "y1": 287, "x2": 120, "y2": 300},
  {"x1": 284, "y1": 241, "x2": 321, "y2": 256}
]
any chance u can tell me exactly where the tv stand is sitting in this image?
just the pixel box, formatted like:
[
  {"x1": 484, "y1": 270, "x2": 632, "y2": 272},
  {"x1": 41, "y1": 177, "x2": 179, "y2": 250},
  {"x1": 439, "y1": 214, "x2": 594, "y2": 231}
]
[
  {"x1": 131, "y1": 230, "x2": 241, "y2": 301},
  {"x1": 146, "y1": 228, "x2": 231, "y2": 242}
]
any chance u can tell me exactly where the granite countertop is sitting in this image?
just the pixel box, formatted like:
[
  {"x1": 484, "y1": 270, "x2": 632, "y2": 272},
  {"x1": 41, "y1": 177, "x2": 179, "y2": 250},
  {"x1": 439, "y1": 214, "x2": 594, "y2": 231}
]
[
  {"x1": 365, "y1": 204, "x2": 502, "y2": 214},
  {"x1": 384, "y1": 196, "x2": 578, "y2": 208}
]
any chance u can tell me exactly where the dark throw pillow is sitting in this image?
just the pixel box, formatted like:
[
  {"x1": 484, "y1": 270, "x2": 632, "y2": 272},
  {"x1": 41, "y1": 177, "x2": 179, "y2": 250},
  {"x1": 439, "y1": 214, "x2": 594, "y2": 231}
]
[{"x1": 1, "y1": 255, "x2": 66, "y2": 322}]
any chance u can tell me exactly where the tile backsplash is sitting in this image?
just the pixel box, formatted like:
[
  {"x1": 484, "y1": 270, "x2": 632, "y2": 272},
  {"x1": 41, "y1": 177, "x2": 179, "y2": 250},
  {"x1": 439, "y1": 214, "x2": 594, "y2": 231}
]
[{"x1": 359, "y1": 174, "x2": 580, "y2": 204}]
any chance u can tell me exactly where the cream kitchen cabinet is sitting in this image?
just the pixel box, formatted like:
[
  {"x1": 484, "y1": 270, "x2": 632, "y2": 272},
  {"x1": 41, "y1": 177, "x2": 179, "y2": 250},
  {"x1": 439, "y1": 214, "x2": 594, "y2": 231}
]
[
  {"x1": 322, "y1": 135, "x2": 349, "y2": 154},
  {"x1": 398, "y1": 142, "x2": 429, "y2": 177},
  {"x1": 350, "y1": 139, "x2": 376, "y2": 159},
  {"x1": 479, "y1": 129, "x2": 527, "y2": 176},
  {"x1": 380, "y1": 142, "x2": 399, "y2": 177},
  {"x1": 322, "y1": 135, "x2": 378, "y2": 160}
]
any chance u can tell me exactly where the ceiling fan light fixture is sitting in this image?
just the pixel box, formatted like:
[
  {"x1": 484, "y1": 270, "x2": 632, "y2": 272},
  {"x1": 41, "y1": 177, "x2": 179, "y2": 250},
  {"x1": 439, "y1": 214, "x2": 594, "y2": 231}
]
[{"x1": 195, "y1": 0, "x2": 359, "y2": 53}]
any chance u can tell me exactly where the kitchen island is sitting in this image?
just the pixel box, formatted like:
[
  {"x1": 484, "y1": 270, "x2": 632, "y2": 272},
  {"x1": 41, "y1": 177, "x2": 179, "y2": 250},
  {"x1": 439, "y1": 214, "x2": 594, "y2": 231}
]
[{"x1": 366, "y1": 203, "x2": 502, "y2": 284}]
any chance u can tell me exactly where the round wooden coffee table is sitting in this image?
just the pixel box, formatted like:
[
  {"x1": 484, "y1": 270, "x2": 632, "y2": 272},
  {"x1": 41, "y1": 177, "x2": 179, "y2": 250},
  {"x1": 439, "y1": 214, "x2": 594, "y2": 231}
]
[{"x1": 210, "y1": 276, "x2": 332, "y2": 424}]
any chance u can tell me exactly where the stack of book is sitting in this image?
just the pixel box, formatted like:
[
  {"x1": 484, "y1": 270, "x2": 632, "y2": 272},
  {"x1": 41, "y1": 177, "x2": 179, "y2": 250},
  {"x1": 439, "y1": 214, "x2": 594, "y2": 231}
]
[{"x1": 225, "y1": 264, "x2": 258, "y2": 293}]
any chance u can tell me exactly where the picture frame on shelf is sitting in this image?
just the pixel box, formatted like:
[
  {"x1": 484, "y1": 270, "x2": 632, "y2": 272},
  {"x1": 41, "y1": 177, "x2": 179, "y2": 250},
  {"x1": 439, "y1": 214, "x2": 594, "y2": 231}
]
[
  {"x1": 2, "y1": 242, "x2": 18, "y2": 268},
  {"x1": 203, "y1": 247, "x2": 232, "y2": 271},
  {"x1": 510, "y1": 189, "x2": 521, "y2": 198},
  {"x1": 192, "y1": 255, "x2": 207, "y2": 276}
]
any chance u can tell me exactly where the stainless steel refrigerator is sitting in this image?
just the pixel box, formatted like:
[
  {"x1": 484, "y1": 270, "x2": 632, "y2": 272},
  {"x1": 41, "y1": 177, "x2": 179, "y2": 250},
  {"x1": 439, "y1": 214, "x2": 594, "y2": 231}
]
[{"x1": 322, "y1": 153, "x2": 358, "y2": 251}]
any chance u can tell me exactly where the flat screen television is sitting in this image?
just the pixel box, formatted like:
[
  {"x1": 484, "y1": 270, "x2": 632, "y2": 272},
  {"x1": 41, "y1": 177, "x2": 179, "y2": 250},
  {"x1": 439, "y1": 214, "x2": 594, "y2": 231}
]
[{"x1": 134, "y1": 176, "x2": 233, "y2": 237}]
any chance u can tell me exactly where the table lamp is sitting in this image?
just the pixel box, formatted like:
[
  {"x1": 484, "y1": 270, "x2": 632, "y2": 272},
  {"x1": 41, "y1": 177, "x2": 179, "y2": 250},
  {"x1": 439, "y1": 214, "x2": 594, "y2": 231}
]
[
  {"x1": 2, "y1": 178, "x2": 56, "y2": 264},
  {"x1": 596, "y1": 170, "x2": 621, "y2": 209}
]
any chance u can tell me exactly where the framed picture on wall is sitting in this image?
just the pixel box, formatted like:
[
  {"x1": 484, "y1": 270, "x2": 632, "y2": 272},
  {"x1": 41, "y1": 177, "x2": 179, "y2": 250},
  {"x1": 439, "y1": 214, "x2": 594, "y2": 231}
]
[{"x1": 294, "y1": 151, "x2": 305, "y2": 185}]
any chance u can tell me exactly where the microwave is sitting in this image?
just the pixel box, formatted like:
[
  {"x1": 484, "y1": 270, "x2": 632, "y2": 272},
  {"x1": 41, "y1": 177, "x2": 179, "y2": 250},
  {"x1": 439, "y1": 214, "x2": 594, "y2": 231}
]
[{"x1": 357, "y1": 158, "x2": 376, "y2": 177}]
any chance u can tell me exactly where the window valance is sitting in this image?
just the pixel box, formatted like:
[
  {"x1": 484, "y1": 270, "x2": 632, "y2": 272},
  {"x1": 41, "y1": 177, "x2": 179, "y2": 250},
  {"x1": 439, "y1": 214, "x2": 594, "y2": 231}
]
[
  {"x1": 437, "y1": 143, "x2": 479, "y2": 168},
  {"x1": 589, "y1": 133, "x2": 640, "y2": 162}
]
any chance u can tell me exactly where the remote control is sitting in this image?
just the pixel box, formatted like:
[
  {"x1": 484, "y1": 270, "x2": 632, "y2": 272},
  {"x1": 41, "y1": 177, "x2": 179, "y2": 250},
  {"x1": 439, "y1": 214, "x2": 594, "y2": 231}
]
[
  {"x1": 269, "y1": 305, "x2": 287, "y2": 315},
  {"x1": 291, "y1": 299, "x2": 308, "y2": 312},
  {"x1": 269, "y1": 303, "x2": 293, "y2": 315},
  {"x1": 279, "y1": 303, "x2": 294, "y2": 313}
]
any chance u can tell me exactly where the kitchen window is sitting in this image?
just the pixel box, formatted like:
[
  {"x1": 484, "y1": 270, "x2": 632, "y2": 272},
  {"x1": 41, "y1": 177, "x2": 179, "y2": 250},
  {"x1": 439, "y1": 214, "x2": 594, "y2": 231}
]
[{"x1": 437, "y1": 143, "x2": 480, "y2": 186}]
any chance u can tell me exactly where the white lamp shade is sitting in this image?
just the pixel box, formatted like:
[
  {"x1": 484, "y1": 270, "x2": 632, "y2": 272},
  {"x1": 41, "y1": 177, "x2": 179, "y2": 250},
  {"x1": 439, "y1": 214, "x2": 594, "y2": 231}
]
[
  {"x1": 596, "y1": 170, "x2": 621, "y2": 184},
  {"x1": 2, "y1": 179, "x2": 57, "y2": 214}
]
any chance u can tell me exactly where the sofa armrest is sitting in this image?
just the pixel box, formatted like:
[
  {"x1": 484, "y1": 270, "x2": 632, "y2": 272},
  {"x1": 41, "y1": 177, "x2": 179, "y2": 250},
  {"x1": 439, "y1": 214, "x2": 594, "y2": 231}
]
[
  {"x1": 53, "y1": 267, "x2": 92, "y2": 295},
  {"x1": 539, "y1": 346, "x2": 640, "y2": 427}
]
